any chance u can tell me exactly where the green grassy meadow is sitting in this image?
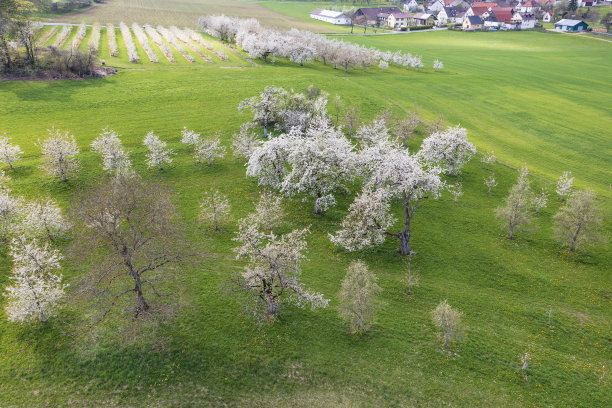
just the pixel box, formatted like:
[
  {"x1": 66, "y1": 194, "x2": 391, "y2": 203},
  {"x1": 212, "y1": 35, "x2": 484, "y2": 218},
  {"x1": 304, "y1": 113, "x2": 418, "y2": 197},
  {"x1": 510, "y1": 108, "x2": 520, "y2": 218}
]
[{"x1": 0, "y1": 25, "x2": 610, "y2": 408}]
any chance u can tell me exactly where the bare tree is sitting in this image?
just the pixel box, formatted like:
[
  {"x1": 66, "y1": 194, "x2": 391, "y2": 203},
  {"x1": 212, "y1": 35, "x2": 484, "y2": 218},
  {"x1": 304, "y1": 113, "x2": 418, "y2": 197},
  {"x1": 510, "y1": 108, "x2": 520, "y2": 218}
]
[
  {"x1": 342, "y1": 106, "x2": 360, "y2": 137},
  {"x1": 392, "y1": 110, "x2": 420, "y2": 146},
  {"x1": 71, "y1": 177, "x2": 182, "y2": 319},
  {"x1": 553, "y1": 190, "x2": 602, "y2": 252}
]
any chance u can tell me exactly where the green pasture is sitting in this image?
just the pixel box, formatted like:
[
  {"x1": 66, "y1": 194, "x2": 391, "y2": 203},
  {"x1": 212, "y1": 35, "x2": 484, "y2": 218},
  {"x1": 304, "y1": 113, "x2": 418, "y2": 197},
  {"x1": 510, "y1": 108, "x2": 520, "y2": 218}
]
[{"x1": 0, "y1": 28, "x2": 610, "y2": 407}]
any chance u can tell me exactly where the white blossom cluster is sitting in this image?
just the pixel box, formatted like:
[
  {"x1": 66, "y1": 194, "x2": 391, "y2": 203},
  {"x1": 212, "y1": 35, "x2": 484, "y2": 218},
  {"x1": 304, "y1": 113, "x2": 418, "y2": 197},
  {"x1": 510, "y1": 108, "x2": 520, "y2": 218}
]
[
  {"x1": 185, "y1": 28, "x2": 227, "y2": 61},
  {"x1": 0, "y1": 134, "x2": 23, "y2": 169},
  {"x1": 39, "y1": 128, "x2": 80, "y2": 182},
  {"x1": 233, "y1": 200, "x2": 328, "y2": 319},
  {"x1": 556, "y1": 171, "x2": 574, "y2": 201},
  {"x1": 418, "y1": 125, "x2": 476, "y2": 176},
  {"x1": 54, "y1": 25, "x2": 72, "y2": 47},
  {"x1": 145, "y1": 25, "x2": 175, "y2": 62},
  {"x1": 120, "y1": 22, "x2": 139, "y2": 63},
  {"x1": 71, "y1": 22, "x2": 87, "y2": 51},
  {"x1": 88, "y1": 23, "x2": 101, "y2": 54},
  {"x1": 4, "y1": 238, "x2": 67, "y2": 324},
  {"x1": 91, "y1": 128, "x2": 132, "y2": 177},
  {"x1": 199, "y1": 189, "x2": 230, "y2": 231},
  {"x1": 194, "y1": 134, "x2": 226, "y2": 166},
  {"x1": 232, "y1": 123, "x2": 261, "y2": 160},
  {"x1": 143, "y1": 131, "x2": 173, "y2": 170},
  {"x1": 132, "y1": 23, "x2": 158, "y2": 63},
  {"x1": 37, "y1": 26, "x2": 58, "y2": 47},
  {"x1": 170, "y1": 26, "x2": 208, "y2": 62},
  {"x1": 201, "y1": 16, "x2": 441, "y2": 73},
  {"x1": 181, "y1": 127, "x2": 201, "y2": 145},
  {"x1": 107, "y1": 23, "x2": 118, "y2": 57},
  {"x1": 157, "y1": 25, "x2": 194, "y2": 63}
]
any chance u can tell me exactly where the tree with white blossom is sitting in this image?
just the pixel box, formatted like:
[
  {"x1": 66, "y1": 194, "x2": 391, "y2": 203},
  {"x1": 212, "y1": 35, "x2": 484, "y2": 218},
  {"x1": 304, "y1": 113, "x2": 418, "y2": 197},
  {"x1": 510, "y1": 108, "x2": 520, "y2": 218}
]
[
  {"x1": 199, "y1": 189, "x2": 230, "y2": 231},
  {"x1": 194, "y1": 134, "x2": 226, "y2": 166},
  {"x1": 556, "y1": 171, "x2": 573, "y2": 201},
  {"x1": 450, "y1": 182, "x2": 463, "y2": 203},
  {"x1": 39, "y1": 128, "x2": 80, "y2": 182},
  {"x1": 533, "y1": 188, "x2": 549, "y2": 214},
  {"x1": 232, "y1": 202, "x2": 328, "y2": 321},
  {"x1": 418, "y1": 125, "x2": 476, "y2": 176},
  {"x1": 4, "y1": 237, "x2": 67, "y2": 323},
  {"x1": 238, "y1": 86, "x2": 286, "y2": 138},
  {"x1": 280, "y1": 120, "x2": 357, "y2": 214},
  {"x1": 246, "y1": 134, "x2": 292, "y2": 190},
  {"x1": 484, "y1": 174, "x2": 497, "y2": 195},
  {"x1": 91, "y1": 128, "x2": 132, "y2": 177},
  {"x1": 433, "y1": 59, "x2": 443, "y2": 71},
  {"x1": 19, "y1": 199, "x2": 69, "y2": 241},
  {"x1": 0, "y1": 172, "x2": 23, "y2": 239},
  {"x1": 143, "y1": 131, "x2": 174, "y2": 170},
  {"x1": 481, "y1": 150, "x2": 496, "y2": 170},
  {"x1": 181, "y1": 127, "x2": 201, "y2": 146},
  {"x1": 232, "y1": 123, "x2": 261, "y2": 161},
  {"x1": 251, "y1": 189, "x2": 285, "y2": 230},
  {"x1": 0, "y1": 134, "x2": 23, "y2": 170},
  {"x1": 431, "y1": 300, "x2": 463, "y2": 348},
  {"x1": 331, "y1": 149, "x2": 445, "y2": 255}
]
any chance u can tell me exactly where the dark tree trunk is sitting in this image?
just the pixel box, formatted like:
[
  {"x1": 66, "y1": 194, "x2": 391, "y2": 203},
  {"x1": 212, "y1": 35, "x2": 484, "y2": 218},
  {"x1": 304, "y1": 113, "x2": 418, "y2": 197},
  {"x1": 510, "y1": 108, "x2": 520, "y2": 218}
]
[{"x1": 399, "y1": 230, "x2": 411, "y2": 255}]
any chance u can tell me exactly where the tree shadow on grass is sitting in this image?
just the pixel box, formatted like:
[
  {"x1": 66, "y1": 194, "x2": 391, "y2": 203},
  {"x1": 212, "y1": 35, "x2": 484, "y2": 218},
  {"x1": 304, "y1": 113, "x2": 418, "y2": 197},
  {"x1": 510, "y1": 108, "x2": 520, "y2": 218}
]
[{"x1": 5, "y1": 74, "x2": 119, "y2": 103}]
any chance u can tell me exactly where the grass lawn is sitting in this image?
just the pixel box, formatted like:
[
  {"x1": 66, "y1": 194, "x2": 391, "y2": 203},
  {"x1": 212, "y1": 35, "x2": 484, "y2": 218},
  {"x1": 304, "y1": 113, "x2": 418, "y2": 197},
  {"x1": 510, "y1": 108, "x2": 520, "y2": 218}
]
[
  {"x1": 45, "y1": 0, "x2": 346, "y2": 32},
  {"x1": 0, "y1": 30, "x2": 610, "y2": 407}
]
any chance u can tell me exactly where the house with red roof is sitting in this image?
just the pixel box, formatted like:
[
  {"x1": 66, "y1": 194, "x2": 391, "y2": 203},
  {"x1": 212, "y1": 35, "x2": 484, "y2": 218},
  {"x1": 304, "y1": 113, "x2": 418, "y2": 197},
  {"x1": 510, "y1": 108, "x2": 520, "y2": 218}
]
[{"x1": 466, "y1": 6, "x2": 492, "y2": 18}]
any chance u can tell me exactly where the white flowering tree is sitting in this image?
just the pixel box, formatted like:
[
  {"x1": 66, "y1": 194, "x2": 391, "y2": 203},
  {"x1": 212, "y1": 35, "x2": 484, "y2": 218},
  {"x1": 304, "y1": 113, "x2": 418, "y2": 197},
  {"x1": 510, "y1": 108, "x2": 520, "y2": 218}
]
[
  {"x1": 484, "y1": 174, "x2": 497, "y2": 195},
  {"x1": 19, "y1": 199, "x2": 70, "y2": 241},
  {"x1": 251, "y1": 190, "x2": 285, "y2": 230},
  {"x1": 0, "y1": 134, "x2": 23, "y2": 170},
  {"x1": 418, "y1": 125, "x2": 476, "y2": 176},
  {"x1": 433, "y1": 59, "x2": 443, "y2": 71},
  {"x1": 4, "y1": 238, "x2": 67, "y2": 323},
  {"x1": 533, "y1": 188, "x2": 549, "y2": 214},
  {"x1": 331, "y1": 149, "x2": 445, "y2": 256},
  {"x1": 39, "y1": 128, "x2": 80, "y2": 182},
  {"x1": 246, "y1": 133, "x2": 292, "y2": 190},
  {"x1": 199, "y1": 189, "x2": 230, "y2": 231},
  {"x1": 232, "y1": 123, "x2": 261, "y2": 161},
  {"x1": 238, "y1": 86, "x2": 286, "y2": 138},
  {"x1": 232, "y1": 206, "x2": 328, "y2": 321},
  {"x1": 556, "y1": 171, "x2": 574, "y2": 201},
  {"x1": 0, "y1": 172, "x2": 23, "y2": 239},
  {"x1": 553, "y1": 189, "x2": 602, "y2": 252},
  {"x1": 181, "y1": 127, "x2": 201, "y2": 146},
  {"x1": 91, "y1": 128, "x2": 132, "y2": 177},
  {"x1": 280, "y1": 121, "x2": 357, "y2": 214},
  {"x1": 194, "y1": 134, "x2": 226, "y2": 166},
  {"x1": 143, "y1": 131, "x2": 174, "y2": 170}
]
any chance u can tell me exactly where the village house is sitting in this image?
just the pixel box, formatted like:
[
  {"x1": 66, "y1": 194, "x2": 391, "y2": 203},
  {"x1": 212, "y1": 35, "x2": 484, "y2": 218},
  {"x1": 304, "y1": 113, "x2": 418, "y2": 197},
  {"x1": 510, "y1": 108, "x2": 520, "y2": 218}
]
[
  {"x1": 437, "y1": 6, "x2": 466, "y2": 25},
  {"x1": 404, "y1": 0, "x2": 419, "y2": 12},
  {"x1": 309, "y1": 9, "x2": 352, "y2": 25},
  {"x1": 354, "y1": 7, "x2": 402, "y2": 26},
  {"x1": 555, "y1": 19, "x2": 589, "y2": 31},
  {"x1": 517, "y1": 1, "x2": 540, "y2": 12},
  {"x1": 579, "y1": 0, "x2": 597, "y2": 6},
  {"x1": 542, "y1": 11, "x2": 551, "y2": 23},
  {"x1": 388, "y1": 12, "x2": 413, "y2": 28},
  {"x1": 463, "y1": 15, "x2": 484, "y2": 30},
  {"x1": 519, "y1": 12, "x2": 537, "y2": 29},
  {"x1": 466, "y1": 5, "x2": 493, "y2": 19},
  {"x1": 443, "y1": 0, "x2": 464, "y2": 6},
  {"x1": 426, "y1": 0, "x2": 446, "y2": 13},
  {"x1": 413, "y1": 12, "x2": 436, "y2": 25}
]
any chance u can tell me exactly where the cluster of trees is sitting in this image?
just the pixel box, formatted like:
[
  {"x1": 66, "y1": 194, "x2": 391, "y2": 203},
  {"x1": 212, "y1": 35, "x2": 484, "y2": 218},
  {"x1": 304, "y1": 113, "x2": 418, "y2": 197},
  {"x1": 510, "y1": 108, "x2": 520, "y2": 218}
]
[
  {"x1": 496, "y1": 166, "x2": 602, "y2": 252},
  {"x1": 1, "y1": 1, "x2": 98, "y2": 77},
  {"x1": 199, "y1": 15, "x2": 442, "y2": 73},
  {"x1": 0, "y1": 86, "x2": 604, "y2": 345},
  {"x1": 237, "y1": 86, "x2": 473, "y2": 255},
  {"x1": 0, "y1": 170, "x2": 70, "y2": 323}
]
